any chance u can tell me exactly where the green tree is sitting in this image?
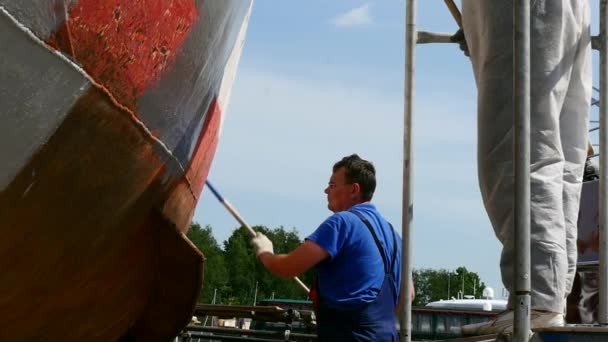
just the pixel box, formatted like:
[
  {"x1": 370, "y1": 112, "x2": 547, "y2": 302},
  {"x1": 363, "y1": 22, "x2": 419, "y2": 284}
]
[
  {"x1": 222, "y1": 225, "x2": 314, "y2": 304},
  {"x1": 413, "y1": 267, "x2": 486, "y2": 306},
  {"x1": 187, "y1": 223, "x2": 228, "y2": 303},
  {"x1": 261, "y1": 226, "x2": 314, "y2": 301},
  {"x1": 223, "y1": 227, "x2": 257, "y2": 304}
]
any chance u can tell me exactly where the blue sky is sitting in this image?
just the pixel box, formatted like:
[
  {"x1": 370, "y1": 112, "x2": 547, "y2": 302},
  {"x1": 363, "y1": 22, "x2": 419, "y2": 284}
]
[{"x1": 193, "y1": 1, "x2": 602, "y2": 299}]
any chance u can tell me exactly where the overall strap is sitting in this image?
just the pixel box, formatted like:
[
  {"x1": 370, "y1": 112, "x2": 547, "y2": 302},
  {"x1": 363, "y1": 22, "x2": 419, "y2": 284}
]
[
  {"x1": 387, "y1": 222, "x2": 398, "y2": 273},
  {"x1": 352, "y1": 211, "x2": 393, "y2": 274}
]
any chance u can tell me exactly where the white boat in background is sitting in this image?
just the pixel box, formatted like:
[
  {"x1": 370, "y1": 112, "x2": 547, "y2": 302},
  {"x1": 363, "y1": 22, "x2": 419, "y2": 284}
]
[
  {"x1": 425, "y1": 298, "x2": 508, "y2": 313},
  {"x1": 425, "y1": 287, "x2": 508, "y2": 313}
]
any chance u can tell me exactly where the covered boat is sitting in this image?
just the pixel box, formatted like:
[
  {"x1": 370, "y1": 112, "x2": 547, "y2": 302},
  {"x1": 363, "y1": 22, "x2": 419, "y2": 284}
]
[{"x1": 0, "y1": 0, "x2": 252, "y2": 340}]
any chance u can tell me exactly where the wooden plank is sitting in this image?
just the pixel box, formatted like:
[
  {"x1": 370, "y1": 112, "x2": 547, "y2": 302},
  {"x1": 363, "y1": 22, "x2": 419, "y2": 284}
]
[{"x1": 435, "y1": 334, "x2": 501, "y2": 342}]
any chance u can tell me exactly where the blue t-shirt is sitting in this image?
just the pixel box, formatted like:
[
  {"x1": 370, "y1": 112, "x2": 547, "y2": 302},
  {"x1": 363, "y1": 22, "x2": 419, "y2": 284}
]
[{"x1": 306, "y1": 203, "x2": 402, "y2": 310}]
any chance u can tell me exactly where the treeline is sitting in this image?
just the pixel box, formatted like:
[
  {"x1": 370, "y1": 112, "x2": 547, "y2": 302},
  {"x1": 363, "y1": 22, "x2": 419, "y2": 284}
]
[
  {"x1": 413, "y1": 267, "x2": 487, "y2": 307},
  {"x1": 187, "y1": 223, "x2": 315, "y2": 305},
  {"x1": 187, "y1": 223, "x2": 488, "y2": 306}
]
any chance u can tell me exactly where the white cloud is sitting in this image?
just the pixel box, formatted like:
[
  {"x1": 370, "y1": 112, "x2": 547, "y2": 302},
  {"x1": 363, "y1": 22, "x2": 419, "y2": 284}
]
[{"x1": 330, "y1": 3, "x2": 373, "y2": 28}]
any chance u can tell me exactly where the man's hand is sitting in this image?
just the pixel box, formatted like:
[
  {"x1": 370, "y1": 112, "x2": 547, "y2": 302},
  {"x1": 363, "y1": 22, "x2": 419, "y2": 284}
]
[
  {"x1": 251, "y1": 232, "x2": 274, "y2": 256},
  {"x1": 450, "y1": 28, "x2": 469, "y2": 57}
]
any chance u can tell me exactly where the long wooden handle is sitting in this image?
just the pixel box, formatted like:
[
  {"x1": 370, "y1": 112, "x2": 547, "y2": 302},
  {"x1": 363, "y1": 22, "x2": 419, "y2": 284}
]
[
  {"x1": 444, "y1": 0, "x2": 462, "y2": 28},
  {"x1": 205, "y1": 180, "x2": 257, "y2": 238},
  {"x1": 205, "y1": 180, "x2": 311, "y2": 295}
]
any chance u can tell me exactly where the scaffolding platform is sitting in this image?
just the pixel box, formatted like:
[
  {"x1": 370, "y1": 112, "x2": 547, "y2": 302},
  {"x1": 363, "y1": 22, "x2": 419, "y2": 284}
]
[
  {"x1": 436, "y1": 334, "x2": 501, "y2": 342},
  {"x1": 534, "y1": 325, "x2": 608, "y2": 342},
  {"x1": 435, "y1": 325, "x2": 608, "y2": 342}
]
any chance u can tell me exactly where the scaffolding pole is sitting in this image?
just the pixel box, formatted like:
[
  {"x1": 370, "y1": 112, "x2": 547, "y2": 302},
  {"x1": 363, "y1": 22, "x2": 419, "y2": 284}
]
[
  {"x1": 401, "y1": 0, "x2": 416, "y2": 341},
  {"x1": 405, "y1": 1, "x2": 608, "y2": 339},
  {"x1": 600, "y1": 0, "x2": 608, "y2": 326},
  {"x1": 513, "y1": 0, "x2": 532, "y2": 340}
]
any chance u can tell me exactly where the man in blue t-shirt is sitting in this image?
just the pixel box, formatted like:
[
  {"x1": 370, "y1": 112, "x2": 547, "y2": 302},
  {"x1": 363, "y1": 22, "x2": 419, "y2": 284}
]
[{"x1": 251, "y1": 154, "x2": 408, "y2": 341}]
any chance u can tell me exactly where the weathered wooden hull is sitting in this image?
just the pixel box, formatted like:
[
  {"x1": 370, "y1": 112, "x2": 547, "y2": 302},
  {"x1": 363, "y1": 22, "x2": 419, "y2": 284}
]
[{"x1": 0, "y1": 1, "x2": 252, "y2": 340}]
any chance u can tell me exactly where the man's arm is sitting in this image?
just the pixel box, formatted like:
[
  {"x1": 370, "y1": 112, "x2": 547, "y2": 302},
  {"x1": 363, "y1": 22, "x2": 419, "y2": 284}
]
[{"x1": 258, "y1": 240, "x2": 329, "y2": 278}]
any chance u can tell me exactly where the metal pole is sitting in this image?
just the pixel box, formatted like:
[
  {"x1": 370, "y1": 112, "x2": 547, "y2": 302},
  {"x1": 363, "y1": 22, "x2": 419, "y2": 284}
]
[
  {"x1": 253, "y1": 281, "x2": 258, "y2": 306},
  {"x1": 513, "y1": 0, "x2": 531, "y2": 339},
  {"x1": 461, "y1": 270, "x2": 465, "y2": 299},
  {"x1": 599, "y1": 0, "x2": 608, "y2": 326},
  {"x1": 402, "y1": 0, "x2": 416, "y2": 341},
  {"x1": 473, "y1": 277, "x2": 476, "y2": 298},
  {"x1": 448, "y1": 272, "x2": 451, "y2": 299},
  {"x1": 443, "y1": 0, "x2": 462, "y2": 28},
  {"x1": 203, "y1": 288, "x2": 218, "y2": 327}
]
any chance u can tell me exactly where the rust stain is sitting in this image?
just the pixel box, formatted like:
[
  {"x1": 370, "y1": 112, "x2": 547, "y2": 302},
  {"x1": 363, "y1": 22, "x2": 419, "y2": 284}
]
[{"x1": 48, "y1": 0, "x2": 198, "y2": 112}]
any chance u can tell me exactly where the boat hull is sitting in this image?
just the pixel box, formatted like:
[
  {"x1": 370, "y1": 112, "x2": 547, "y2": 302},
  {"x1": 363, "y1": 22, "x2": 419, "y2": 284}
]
[{"x1": 0, "y1": 1, "x2": 252, "y2": 339}]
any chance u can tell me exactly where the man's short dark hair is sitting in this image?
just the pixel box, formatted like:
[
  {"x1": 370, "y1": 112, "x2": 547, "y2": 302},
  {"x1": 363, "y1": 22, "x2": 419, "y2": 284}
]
[{"x1": 333, "y1": 154, "x2": 376, "y2": 201}]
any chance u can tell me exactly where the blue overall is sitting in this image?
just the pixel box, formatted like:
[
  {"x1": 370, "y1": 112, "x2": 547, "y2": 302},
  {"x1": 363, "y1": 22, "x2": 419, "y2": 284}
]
[{"x1": 315, "y1": 212, "x2": 399, "y2": 341}]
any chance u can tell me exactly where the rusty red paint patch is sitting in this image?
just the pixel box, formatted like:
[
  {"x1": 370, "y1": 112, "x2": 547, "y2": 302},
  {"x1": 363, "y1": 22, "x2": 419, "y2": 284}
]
[
  {"x1": 49, "y1": 0, "x2": 198, "y2": 111},
  {"x1": 186, "y1": 97, "x2": 222, "y2": 198}
]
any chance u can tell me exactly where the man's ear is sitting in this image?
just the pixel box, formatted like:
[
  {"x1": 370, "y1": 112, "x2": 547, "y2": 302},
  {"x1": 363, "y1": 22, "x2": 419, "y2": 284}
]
[{"x1": 352, "y1": 183, "x2": 361, "y2": 195}]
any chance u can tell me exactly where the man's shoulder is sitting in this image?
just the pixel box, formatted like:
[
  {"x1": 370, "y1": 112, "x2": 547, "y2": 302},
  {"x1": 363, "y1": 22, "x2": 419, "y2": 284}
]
[
  {"x1": 318, "y1": 211, "x2": 359, "y2": 230},
  {"x1": 348, "y1": 203, "x2": 388, "y2": 222}
]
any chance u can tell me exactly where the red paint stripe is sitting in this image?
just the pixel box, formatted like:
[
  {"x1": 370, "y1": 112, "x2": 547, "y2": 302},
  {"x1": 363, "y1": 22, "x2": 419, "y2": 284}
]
[{"x1": 185, "y1": 97, "x2": 222, "y2": 198}]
